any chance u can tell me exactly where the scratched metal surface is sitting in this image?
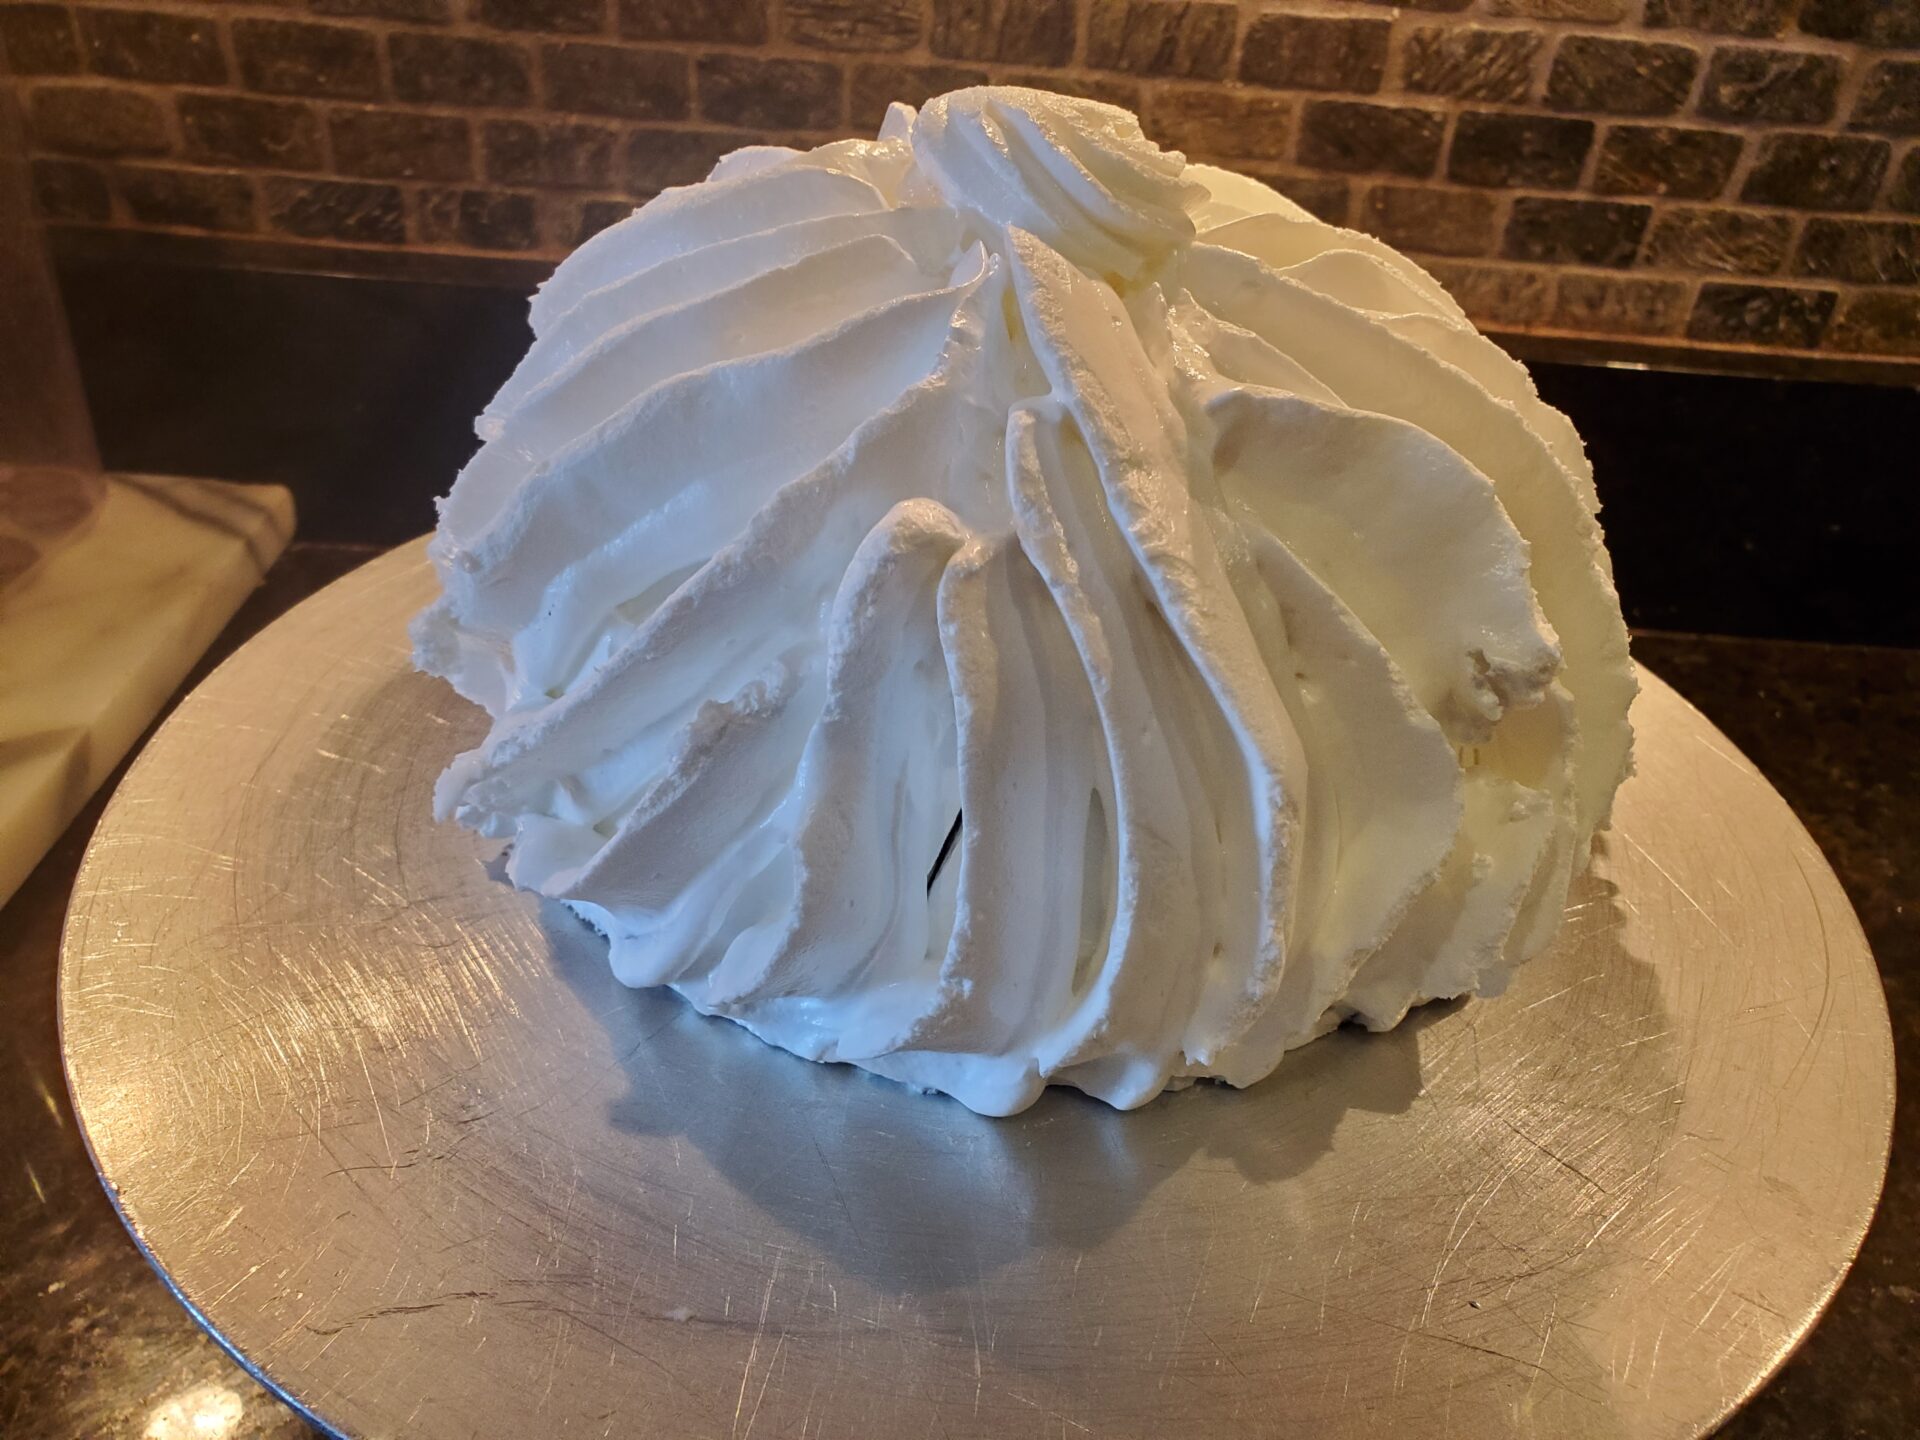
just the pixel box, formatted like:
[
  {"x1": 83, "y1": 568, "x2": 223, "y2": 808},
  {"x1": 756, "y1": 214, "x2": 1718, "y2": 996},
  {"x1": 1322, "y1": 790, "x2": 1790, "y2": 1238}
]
[{"x1": 60, "y1": 541, "x2": 1894, "y2": 1440}]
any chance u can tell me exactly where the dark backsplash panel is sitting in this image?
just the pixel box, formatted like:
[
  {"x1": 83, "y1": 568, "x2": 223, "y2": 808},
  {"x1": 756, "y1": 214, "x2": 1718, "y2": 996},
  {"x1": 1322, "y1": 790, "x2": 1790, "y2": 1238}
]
[
  {"x1": 1531, "y1": 360, "x2": 1916, "y2": 646},
  {"x1": 60, "y1": 254, "x2": 530, "y2": 545},
  {"x1": 58, "y1": 251, "x2": 1918, "y2": 647}
]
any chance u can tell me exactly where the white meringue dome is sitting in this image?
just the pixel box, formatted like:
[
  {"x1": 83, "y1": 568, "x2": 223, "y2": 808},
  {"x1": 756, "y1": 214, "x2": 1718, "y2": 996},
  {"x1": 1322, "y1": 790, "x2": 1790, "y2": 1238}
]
[{"x1": 414, "y1": 86, "x2": 1636, "y2": 1117}]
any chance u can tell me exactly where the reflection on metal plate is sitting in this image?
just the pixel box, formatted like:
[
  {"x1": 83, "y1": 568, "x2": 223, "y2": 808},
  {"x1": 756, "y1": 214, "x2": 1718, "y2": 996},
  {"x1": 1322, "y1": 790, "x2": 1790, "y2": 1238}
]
[{"x1": 61, "y1": 542, "x2": 1894, "y2": 1439}]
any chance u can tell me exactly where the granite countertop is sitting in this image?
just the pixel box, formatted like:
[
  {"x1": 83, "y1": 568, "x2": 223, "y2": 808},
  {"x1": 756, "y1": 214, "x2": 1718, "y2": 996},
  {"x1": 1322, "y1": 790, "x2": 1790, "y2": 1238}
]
[{"x1": 1, "y1": 545, "x2": 1913, "y2": 1438}]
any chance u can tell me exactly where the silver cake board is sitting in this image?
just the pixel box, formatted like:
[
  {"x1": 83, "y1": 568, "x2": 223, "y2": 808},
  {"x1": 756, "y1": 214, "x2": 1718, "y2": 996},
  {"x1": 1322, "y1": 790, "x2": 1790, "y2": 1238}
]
[{"x1": 61, "y1": 541, "x2": 1894, "y2": 1439}]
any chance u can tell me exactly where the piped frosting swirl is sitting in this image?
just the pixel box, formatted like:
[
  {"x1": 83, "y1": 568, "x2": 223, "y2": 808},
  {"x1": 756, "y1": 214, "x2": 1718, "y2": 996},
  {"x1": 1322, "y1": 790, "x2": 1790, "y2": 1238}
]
[{"x1": 415, "y1": 86, "x2": 1636, "y2": 1116}]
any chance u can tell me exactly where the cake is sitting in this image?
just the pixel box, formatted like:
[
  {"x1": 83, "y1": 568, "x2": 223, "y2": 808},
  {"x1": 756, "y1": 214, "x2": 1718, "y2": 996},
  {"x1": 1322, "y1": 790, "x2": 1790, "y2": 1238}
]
[{"x1": 413, "y1": 86, "x2": 1636, "y2": 1116}]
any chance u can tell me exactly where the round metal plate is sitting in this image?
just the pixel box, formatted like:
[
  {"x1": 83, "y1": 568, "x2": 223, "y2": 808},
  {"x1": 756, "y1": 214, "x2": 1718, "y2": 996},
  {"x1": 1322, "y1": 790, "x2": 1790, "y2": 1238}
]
[{"x1": 62, "y1": 542, "x2": 1894, "y2": 1440}]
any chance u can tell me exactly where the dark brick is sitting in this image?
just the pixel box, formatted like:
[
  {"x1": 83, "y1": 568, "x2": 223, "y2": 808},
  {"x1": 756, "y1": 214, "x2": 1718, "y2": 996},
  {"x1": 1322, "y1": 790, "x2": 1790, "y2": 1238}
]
[
  {"x1": 931, "y1": 0, "x2": 1075, "y2": 65},
  {"x1": 1643, "y1": 207, "x2": 1792, "y2": 274},
  {"x1": 1742, "y1": 134, "x2": 1890, "y2": 211},
  {"x1": 1298, "y1": 101, "x2": 1443, "y2": 177},
  {"x1": 571, "y1": 197, "x2": 633, "y2": 244},
  {"x1": 1001, "y1": 72, "x2": 1141, "y2": 110},
  {"x1": 1402, "y1": 26, "x2": 1539, "y2": 104},
  {"x1": 27, "y1": 85, "x2": 170, "y2": 157},
  {"x1": 484, "y1": 117, "x2": 617, "y2": 187},
  {"x1": 1145, "y1": 87, "x2": 1291, "y2": 161},
  {"x1": 179, "y1": 94, "x2": 324, "y2": 170},
  {"x1": 264, "y1": 176, "x2": 405, "y2": 243},
  {"x1": 234, "y1": 20, "x2": 380, "y2": 100},
  {"x1": 851, "y1": 62, "x2": 987, "y2": 130},
  {"x1": 624, "y1": 128, "x2": 740, "y2": 194},
  {"x1": 1086, "y1": 0, "x2": 1234, "y2": 80},
  {"x1": 787, "y1": 0, "x2": 919, "y2": 52},
  {"x1": 621, "y1": 0, "x2": 766, "y2": 43},
  {"x1": 0, "y1": 4, "x2": 79, "y2": 75},
  {"x1": 1644, "y1": 0, "x2": 1792, "y2": 35},
  {"x1": 1853, "y1": 61, "x2": 1920, "y2": 135},
  {"x1": 1797, "y1": 0, "x2": 1920, "y2": 47},
  {"x1": 534, "y1": 193, "x2": 589, "y2": 249},
  {"x1": 1892, "y1": 149, "x2": 1920, "y2": 213},
  {"x1": 1241, "y1": 14, "x2": 1390, "y2": 93},
  {"x1": 1487, "y1": 0, "x2": 1626, "y2": 18},
  {"x1": 421, "y1": 188, "x2": 539, "y2": 249},
  {"x1": 473, "y1": 0, "x2": 603, "y2": 35},
  {"x1": 1551, "y1": 273, "x2": 1689, "y2": 334},
  {"x1": 1503, "y1": 197, "x2": 1651, "y2": 267},
  {"x1": 1239, "y1": 170, "x2": 1350, "y2": 224},
  {"x1": 1794, "y1": 218, "x2": 1920, "y2": 283},
  {"x1": 535, "y1": 200, "x2": 612, "y2": 250},
  {"x1": 1699, "y1": 48, "x2": 1840, "y2": 124},
  {"x1": 1827, "y1": 291, "x2": 1920, "y2": 356},
  {"x1": 1448, "y1": 111, "x2": 1593, "y2": 188},
  {"x1": 115, "y1": 166, "x2": 254, "y2": 232},
  {"x1": 1687, "y1": 283, "x2": 1835, "y2": 346},
  {"x1": 1423, "y1": 260, "x2": 1554, "y2": 327},
  {"x1": 542, "y1": 43, "x2": 689, "y2": 120},
  {"x1": 1358, "y1": 184, "x2": 1498, "y2": 256},
  {"x1": 78, "y1": 9, "x2": 224, "y2": 84},
  {"x1": 1593, "y1": 126, "x2": 1742, "y2": 199},
  {"x1": 698, "y1": 54, "x2": 840, "y2": 130},
  {"x1": 1547, "y1": 37, "x2": 1697, "y2": 117},
  {"x1": 391, "y1": 34, "x2": 532, "y2": 108},
  {"x1": 330, "y1": 109, "x2": 472, "y2": 180},
  {"x1": 313, "y1": 0, "x2": 451, "y2": 21},
  {"x1": 31, "y1": 159, "x2": 109, "y2": 221}
]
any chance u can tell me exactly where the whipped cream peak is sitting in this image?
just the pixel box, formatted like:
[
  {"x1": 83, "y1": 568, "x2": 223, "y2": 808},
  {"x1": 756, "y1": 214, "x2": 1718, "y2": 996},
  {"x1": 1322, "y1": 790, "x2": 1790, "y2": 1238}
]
[
  {"x1": 416, "y1": 86, "x2": 1634, "y2": 1116},
  {"x1": 910, "y1": 86, "x2": 1206, "y2": 280}
]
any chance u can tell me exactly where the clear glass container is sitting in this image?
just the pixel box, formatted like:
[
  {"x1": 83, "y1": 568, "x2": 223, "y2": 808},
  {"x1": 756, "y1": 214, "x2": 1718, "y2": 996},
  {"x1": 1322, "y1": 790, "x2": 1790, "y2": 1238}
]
[{"x1": 1, "y1": 79, "x2": 103, "y2": 596}]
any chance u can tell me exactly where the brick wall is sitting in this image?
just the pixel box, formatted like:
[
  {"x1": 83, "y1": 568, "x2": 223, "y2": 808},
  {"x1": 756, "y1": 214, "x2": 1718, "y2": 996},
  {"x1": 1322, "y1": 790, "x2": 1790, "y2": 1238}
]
[{"x1": 5, "y1": 0, "x2": 1918, "y2": 369}]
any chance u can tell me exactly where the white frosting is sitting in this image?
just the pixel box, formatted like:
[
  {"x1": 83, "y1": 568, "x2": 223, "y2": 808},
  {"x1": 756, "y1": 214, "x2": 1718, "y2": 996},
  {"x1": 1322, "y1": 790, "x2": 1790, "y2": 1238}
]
[{"x1": 415, "y1": 87, "x2": 1636, "y2": 1116}]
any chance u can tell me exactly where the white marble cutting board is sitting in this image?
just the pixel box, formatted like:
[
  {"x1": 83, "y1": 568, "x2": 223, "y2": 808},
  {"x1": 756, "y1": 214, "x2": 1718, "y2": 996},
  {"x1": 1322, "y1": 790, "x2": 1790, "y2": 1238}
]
[{"x1": 0, "y1": 473, "x2": 293, "y2": 906}]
